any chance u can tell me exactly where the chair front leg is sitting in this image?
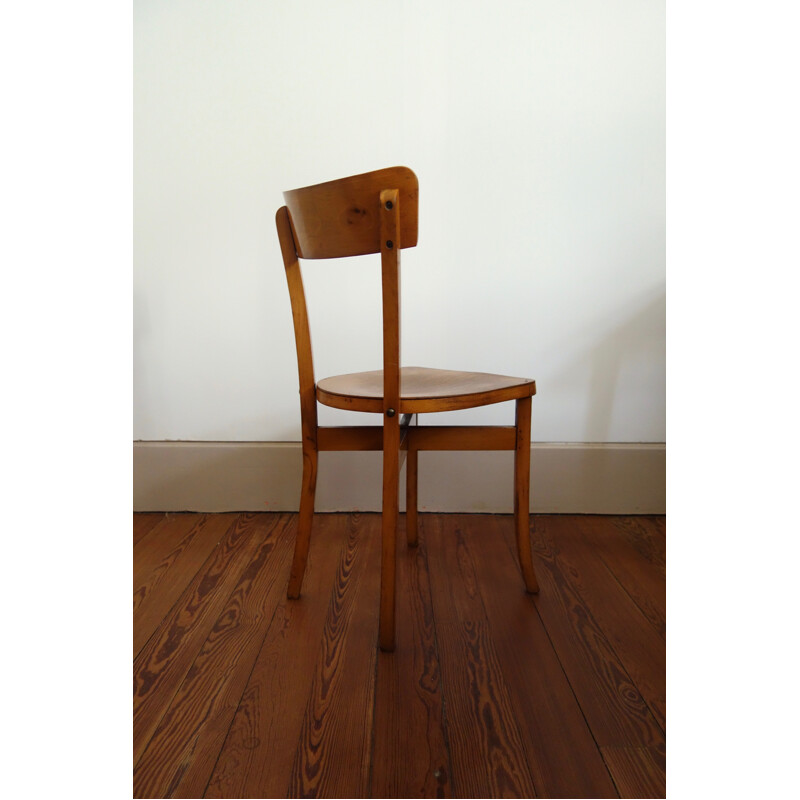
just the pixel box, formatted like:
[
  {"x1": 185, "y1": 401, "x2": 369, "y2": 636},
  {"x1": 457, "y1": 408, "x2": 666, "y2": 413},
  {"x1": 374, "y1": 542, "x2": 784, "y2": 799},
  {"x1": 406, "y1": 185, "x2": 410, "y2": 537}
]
[
  {"x1": 287, "y1": 442, "x2": 317, "y2": 599},
  {"x1": 514, "y1": 396, "x2": 539, "y2": 593},
  {"x1": 379, "y1": 413, "x2": 401, "y2": 651}
]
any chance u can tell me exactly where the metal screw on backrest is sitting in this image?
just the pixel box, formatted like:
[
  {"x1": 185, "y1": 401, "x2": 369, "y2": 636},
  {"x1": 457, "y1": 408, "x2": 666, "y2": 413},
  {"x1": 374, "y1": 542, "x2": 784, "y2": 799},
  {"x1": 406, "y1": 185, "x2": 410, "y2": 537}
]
[
  {"x1": 385, "y1": 200, "x2": 393, "y2": 209},
  {"x1": 386, "y1": 408, "x2": 396, "y2": 417},
  {"x1": 386, "y1": 240, "x2": 394, "y2": 248}
]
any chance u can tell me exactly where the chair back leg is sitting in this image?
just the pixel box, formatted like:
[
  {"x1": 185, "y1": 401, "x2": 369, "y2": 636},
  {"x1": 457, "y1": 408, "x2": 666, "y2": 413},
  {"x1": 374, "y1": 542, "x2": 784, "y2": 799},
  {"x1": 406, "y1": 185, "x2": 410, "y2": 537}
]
[
  {"x1": 379, "y1": 413, "x2": 401, "y2": 651},
  {"x1": 514, "y1": 396, "x2": 539, "y2": 593}
]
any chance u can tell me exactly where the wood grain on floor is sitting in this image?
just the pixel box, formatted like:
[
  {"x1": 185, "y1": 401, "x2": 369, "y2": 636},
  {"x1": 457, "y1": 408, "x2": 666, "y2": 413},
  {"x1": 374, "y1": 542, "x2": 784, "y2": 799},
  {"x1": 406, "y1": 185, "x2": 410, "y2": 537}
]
[{"x1": 133, "y1": 512, "x2": 665, "y2": 798}]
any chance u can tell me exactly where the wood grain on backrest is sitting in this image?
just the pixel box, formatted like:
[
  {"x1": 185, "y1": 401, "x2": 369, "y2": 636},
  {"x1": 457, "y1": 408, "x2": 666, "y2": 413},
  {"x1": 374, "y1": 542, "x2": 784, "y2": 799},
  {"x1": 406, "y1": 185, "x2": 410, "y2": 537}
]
[{"x1": 283, "y1": 166, "x2": 418, "y2": 259}]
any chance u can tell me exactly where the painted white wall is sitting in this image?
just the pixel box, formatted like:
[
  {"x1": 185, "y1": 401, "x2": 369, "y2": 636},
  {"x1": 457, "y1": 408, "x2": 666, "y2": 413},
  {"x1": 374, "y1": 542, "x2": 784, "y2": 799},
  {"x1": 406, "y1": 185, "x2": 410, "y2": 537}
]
[{"x1": 134, "y1": 0, "x2": 665, "y2": 443}]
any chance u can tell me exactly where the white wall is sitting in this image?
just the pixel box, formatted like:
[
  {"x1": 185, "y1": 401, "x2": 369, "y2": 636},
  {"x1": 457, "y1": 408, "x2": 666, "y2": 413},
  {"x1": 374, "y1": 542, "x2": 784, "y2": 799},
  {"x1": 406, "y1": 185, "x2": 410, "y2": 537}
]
[{"x1": 134, "y1": 0, "x2": 665, "y2": 444}]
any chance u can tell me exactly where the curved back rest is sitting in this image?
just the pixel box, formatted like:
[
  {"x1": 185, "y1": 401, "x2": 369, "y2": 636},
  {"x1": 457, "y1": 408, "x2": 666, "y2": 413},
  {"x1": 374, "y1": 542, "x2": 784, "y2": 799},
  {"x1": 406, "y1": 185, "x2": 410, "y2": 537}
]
[{"x1": 283, "y1": 166, "x2": 418, "y2": 259}]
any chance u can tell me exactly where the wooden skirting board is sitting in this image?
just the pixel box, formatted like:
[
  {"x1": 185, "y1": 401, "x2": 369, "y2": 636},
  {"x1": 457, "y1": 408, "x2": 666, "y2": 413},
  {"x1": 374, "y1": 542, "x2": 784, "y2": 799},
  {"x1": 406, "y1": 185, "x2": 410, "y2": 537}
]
[{"x1": 133, "y1": 441, "x2": 665, "y2": 514}]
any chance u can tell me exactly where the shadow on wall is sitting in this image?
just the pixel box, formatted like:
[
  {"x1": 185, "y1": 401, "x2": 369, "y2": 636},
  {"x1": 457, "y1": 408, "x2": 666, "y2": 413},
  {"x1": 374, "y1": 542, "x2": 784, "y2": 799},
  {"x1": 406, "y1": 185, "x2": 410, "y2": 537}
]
[
  {"x1": 544, "y1": 285, "x2": 666, "y2": 499},
  {"x1": 542, "y1": 285, "x2": 665, "y2": 440},
  {"x1": 585, "y1": 285, "x2": 665, "y2": 443}
]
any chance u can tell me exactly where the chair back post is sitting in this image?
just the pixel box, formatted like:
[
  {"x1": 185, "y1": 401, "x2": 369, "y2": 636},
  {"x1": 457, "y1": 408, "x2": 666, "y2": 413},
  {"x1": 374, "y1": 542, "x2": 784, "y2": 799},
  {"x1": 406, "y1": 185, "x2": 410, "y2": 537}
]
[
  {"x1": 378, "y1": 186, "x2": 402, "y2": 650},
  {"x1": 379, "y1": 188, "x2": 401, "y2": 414},
  {"x1": 276, "y1": 206, "x2": 318, "y2": 446}
]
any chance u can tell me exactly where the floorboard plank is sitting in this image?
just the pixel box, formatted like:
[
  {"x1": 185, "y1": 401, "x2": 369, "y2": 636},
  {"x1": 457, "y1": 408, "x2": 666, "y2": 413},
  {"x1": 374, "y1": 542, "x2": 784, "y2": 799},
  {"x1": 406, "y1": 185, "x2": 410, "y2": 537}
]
[
  {"x1": 134, "y1": 514, "x2": 236, "y2": 657},
  {"x1": 574, "y1": 517, "x2": 665, "y2": 638},
  {"x1": 436, "y1": 620, "x2": 538, "y2": 799},
  {"x1": 601, "y1": 746, "x2": 666, "y2": 799},
  {"x1": 424, "y1": 514, "x2": 487, "y2": 625},
  {"x1": 427, "y1": 517, "x2": 537, "y2": 798},
  {"x1": 203, "y1": 514, "x2": 351, "y2": 799},
  {"x1": 134, "y1": 514, "x2": 210, "y2": 591},
  {"x1": 370, "y1": 524, "x2": 452, "y2": 798},
  {"x1": 462, "y1": 516, "x2": 619, "y2": 799},
  {"x1": 134, "y1": 513, "x2": 167, "y2": 548},
  {"x1": 539, "y1": 517, "x2": 666, "y2": 731},
  {"x1": 526, "y1": 517, "x2": 666, "y2": 758},
  {"x1": 286, "y1": 513, "x2": 382, "y2": 798},
  {"x1": 613, "y1": 517, "x2": 665, "y2": 572},
  {"x1": 133, "y1": 514, "x2": 270, "y2": 767},
  {"x1": 133, "y1": 515, "x2": 294, "y2": 799}
]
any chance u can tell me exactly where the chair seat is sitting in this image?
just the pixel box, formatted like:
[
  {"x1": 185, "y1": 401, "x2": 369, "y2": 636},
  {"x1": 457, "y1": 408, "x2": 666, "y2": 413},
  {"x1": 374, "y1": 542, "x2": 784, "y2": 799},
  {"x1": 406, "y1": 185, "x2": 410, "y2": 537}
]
[{"x1": 316, "y1": 366, "x2": 536, "y2": 413}]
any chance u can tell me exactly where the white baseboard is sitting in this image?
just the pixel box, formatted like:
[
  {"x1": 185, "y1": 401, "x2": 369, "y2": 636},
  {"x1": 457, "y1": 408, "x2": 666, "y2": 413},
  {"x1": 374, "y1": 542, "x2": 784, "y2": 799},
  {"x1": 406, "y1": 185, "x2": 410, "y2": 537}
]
[{"x1": 133, "y1": 441, "x2": 665, "y2": 514}]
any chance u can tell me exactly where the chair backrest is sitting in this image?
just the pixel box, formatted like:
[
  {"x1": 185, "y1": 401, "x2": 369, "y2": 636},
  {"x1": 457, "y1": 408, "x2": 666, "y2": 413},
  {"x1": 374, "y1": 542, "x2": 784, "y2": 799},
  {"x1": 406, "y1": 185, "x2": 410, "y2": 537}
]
[
  {"x1": 283, "y1": 166, "x2": 418, "y2": 259},
  {"x1": 276, "y1": 167, "x2": 419, "y2": 430}
]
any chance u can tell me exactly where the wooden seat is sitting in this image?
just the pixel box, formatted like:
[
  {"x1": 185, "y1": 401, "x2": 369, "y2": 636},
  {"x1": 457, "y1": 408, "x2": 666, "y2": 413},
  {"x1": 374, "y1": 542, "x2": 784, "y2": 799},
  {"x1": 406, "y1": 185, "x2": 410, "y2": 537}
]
[
  {"x1": 317, "y1": 366, "x2": 536, "y2": 413},
  {"x1": 277, "y1": 166, "x2": 539, "y2": 652}
]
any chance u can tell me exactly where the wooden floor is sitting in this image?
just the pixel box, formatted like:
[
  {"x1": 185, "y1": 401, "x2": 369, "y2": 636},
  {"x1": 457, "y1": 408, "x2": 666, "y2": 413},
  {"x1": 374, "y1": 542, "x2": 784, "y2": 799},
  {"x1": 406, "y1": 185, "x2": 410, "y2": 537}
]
[{"x1": 133, "y1": 512, "x2": 665, "y2": 799}]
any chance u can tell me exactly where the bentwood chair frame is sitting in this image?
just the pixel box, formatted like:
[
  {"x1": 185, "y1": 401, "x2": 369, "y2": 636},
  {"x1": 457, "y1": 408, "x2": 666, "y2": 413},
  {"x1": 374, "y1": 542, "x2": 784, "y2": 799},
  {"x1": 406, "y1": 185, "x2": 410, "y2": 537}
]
[{"x1": 277, "y1": 166, "x2": 538, "y2": 651}]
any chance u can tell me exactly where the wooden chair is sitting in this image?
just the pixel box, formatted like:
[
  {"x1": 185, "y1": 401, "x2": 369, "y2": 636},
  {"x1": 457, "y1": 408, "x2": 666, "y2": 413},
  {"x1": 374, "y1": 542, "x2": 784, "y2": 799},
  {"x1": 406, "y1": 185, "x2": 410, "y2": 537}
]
[{"x1": 276, "y1": 166, "x2": 539, "y2": 651}]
